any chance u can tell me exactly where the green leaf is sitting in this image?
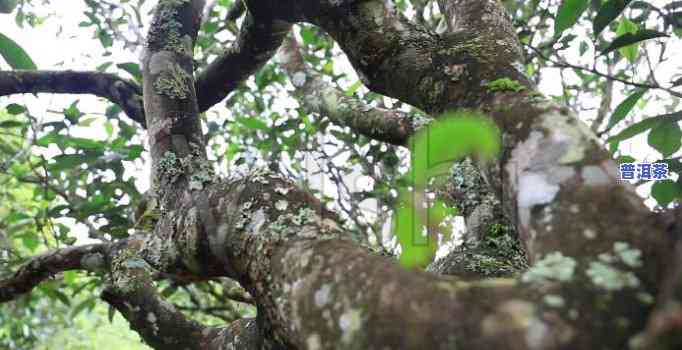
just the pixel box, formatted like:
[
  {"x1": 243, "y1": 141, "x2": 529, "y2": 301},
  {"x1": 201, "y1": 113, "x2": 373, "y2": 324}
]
[
  {"x1": 97, "y1": 29, "x2": 113, "y2": 48},
  {"x1": 651, "y1": 180, "x2": 681, "y2": 207},
  {"x1": 393, "y1": 192, "x2": 437, "y2": 269},
  {"x1": 345, "y1": 80, "x2": 363, "y2": 97},
  {"x1": 108, "y1": 305, "x2": 116, "y2": 323},
  {"x1": 63, "y1": 271, "x2": 77, "y2": 286},
  {"x1": 78, "y1": 117, "x2": 98, "y2": 127},
  {"x1": 64, "y1": 137, "x2": 104, "y2": 150},
  {"x1": 409, "y1": 112, "x2": 500, "y2": 187},
  {"x1": 648, "y1": 120, "x2": 682, "y2": 157},
  {"x1": 71, "y1": 297, "x2": 96, "y2": 317},
  {"x1": 63, "y1": 100, "x2": 82, "y2": 124},
  {"x1": 555, "y1": 0, "x2": 589, "y2": 37},
  {"x1": 237, "y1": 116, "x2": 269, "y2": 131},
  {"x1": 36, "y1": 132, "x2": 64, "y2": 147},
  {"x1": 593, "y1": 0, "x2": 633, "y2": 37},
  {"x1": 0, "y1": 0, "x2": 18, "y2": 13},
  {"x1": 0, "y1": 120, "x2": 23, "y2": 128},
  {"x1": 605, "y1": 89, "x2": 646, "y2": 130},
  {"x1": 395, "y1": 112, "x2": 500, "y2": 269},
  {"x1": 616, "y1": 18, "x2": 638, "y2": 62},
  {"x1": 600, "y1": 29, "x2": 668, "y2": 57},
  {"x1": 300, "y1": 26, "x2": 317, "y2": 46},
  {"x1": 0, "y1": 32, "x2": 37, "y2": 69},
  {"x1": 607, "y1": 116, "x2": 660, "y2": 143},
  {"x1": 5, "y1": 103, "x2": 25, "y2": 115},
  {"x1": 616, "y1": 155, "x2": 636, "y2": 164},
  {"x1": 104, "y1": 121, "x2": 114, "y2": 138},
  {"x1": 117, "y1": 62, "x2": 142, "y2": 81},
  {"x1": 40, "y1": 285, "x2": 71, "y2": 306},
  {"x1": 49, "y1": 154, "x2": 90, "y2": 171}
]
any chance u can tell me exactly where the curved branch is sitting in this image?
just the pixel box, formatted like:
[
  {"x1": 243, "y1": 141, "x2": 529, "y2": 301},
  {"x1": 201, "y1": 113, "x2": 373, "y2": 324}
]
[
  {"x1": 0, "y1": 70, "x2": 146, "y2": 126},
  {"x1": 195, "y1": 11, "x2": 291, "y2": 112},
  {"x1": 101, "y1": 236, "x2": 213, "y2": 350},
  {"x1": 0, "y1": 243, "x2": 108, "y2": 303},
  {"x1": 278, "y1": 35, "x2": 415, "y2": 146},
  {"x1": 225, "y1": 0, "x2": 245, "y2": 21}
]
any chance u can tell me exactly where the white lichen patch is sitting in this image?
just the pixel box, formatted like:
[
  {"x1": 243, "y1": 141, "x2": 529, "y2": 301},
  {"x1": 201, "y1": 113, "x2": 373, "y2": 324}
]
[
  {"x1": 517, "y1": 172, "x2": 558, "y2": 222},
  {"x1": 246, "y1": 209, "x2": 267, "y2": 235},
  {"x1": 636, "y1": 292, "x2": 654, "y2": 305},
  {"x1": 275, "y1": 186, "x2": 290, "y2": 195},
  {"x1": 275, "y1": 200, "x2": 289, "y2": 211},
  {"x1": 80, "y1": 253, "x2": 105, "y2": 272},
  {"x1": 314, "y1": 284, "x2": 332, "y2": 307},
  {"x1": 581, "y1": 166, "x2": 610, "y2": 186},
  {"x1": 538, "y1": 107, "x2": 599, "y2": 164},
  {"x1": 522, "y1": 252, "x2": 577, "y2": 284},
  {"x1": 586, "y1": 261, "x2": 639, "y2": 291},
  {"x1": 322, "y1": 90, "x2": 339, "y2": 112},
  {"x1": 339, "y1": 308, "x2": 363, "y2": 345},
  {"x1": 525, "y1": 317, "x2": 549, "y2": 350},
  {"x1": 543, "y1": 294, "x2": 565, "y2": 308},
  {"x1": 306, "y1": 334, "x2": 322, "y2": 350},
  {"x1": 292, "y1": 71, "x2": 307, "y2": 87},
  {"x1": 482, "y1": 300, "x2": 535, "y2": 336},
  {"x1": 586, "y1": 242, "x2": 642, "y2": 291},
  {"x1": 613, "y1": 242, "x2": 642, "y2": 268},
  {"x1": 583, "y1": 228, "x2": 597, "y2": 240}
]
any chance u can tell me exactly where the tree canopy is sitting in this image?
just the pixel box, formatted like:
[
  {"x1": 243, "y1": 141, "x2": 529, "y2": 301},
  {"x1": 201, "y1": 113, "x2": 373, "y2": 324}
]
[{"x1": 0, "y1": 0, "x2": 681, "y2": 349}]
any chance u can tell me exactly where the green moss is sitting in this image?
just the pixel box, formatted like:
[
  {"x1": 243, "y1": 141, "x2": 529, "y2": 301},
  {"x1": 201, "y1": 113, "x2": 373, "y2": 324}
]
[
  {"x1": 488, "y1": 223, "x2": 510, "y2": 238},
  {"x1": 485, "y1": 78, "x2": 526, "y2": 93},
  {"x1": 153, "y1": 63, "x2": 192, "y2": 99},
  {"x1": 462, "y1": 234, "x2": 528, "y2": 277},
  {"x1": 158, "y1": 151, "x2": 182, "y2": 182}
]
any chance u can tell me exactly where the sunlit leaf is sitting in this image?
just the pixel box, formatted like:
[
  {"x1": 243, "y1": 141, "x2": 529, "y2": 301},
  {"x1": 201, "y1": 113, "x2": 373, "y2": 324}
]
[
  {"x1": 601, "y1": 28, "x2": 668, "y2": 58},
  {"x1": 651, "y1": 180, "x2": 681, "y2": 207},
  {"x1": 0, "y1": 32, "x2": 37, "y2": 69},
  {"x1": 237, "y1": 116, "x2": 269, "y2": 131},
  {"x1": 605, "y1": 89, "x2": 646, "y2": 130},
  {"x1": 648, "y1": 120, "x2": 682, "y2": 157},
  {"x1": 593, "y1": 0, "x2": 633, "y2": 37},
  {"x1": 5, "y1": 103, "x2": 25, "y2": 115},
  {"x1": 555, "y1": 0, "x2": 589, "y2": 37},
  {"x1": 117, "y1": 62, "x2": 142, "y2": 81}
]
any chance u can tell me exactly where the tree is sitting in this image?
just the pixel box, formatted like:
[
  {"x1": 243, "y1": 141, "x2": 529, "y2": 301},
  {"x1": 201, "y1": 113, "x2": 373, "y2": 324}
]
[{"x1": 1, "y1": 0, "x2": 681, "y2": 348}]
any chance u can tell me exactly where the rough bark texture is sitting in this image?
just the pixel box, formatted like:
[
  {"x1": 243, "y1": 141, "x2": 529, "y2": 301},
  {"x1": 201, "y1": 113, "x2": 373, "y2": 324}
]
[
  {"x1": 0, "y1": 70, "x2": 146, "y2": 126},
  {"x1": 2, "y1": 0, "x2": 681, "y2": 349}
]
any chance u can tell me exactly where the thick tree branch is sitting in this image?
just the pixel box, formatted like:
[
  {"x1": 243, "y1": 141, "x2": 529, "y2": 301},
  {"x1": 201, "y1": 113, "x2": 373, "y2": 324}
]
[
  {"x1": 0, "y1": 243, "x2": 108, "y2": 303},
  {"x1": 101, "y1": 237, "x2": 216, "y2": 350},
  {"x1": 142, "y1": 0, "x2": 209, "y2": 208},
  {"x1": 225, "y1": 0, "x2": 245, "y2": 21},
  {"x1": 0, "y1": 70, "x2": 146, "y2": 126},
  {"x1": 278, "y1": 35, "x2": 415, "y2": 146},
  {"x1": 261, "y1": 0, "x2": 530, "y2": 114},
  {"x1": 195, "y1": 10, "x2": 291, "y2": 112}
]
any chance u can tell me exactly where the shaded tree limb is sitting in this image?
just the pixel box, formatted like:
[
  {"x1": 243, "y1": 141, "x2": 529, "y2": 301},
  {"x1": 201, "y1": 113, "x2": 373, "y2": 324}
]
[
  {"x1": 101, "y1": 236, "x2": 216, "y2": 350},
  {"x1": 278, "y1": 34, "x2": 416, "y2": 146},
  {"x1": 0, "y1": 70, "x2": 146, "y2": 126},
  {"x1": 0, "y1": 243, "x2": 108, "y2": 303},
  {"x1": 195, "y1": 9, "x2": 291, "y2": 112},
  {"x1": 225, "y1": 0, "x2": 245, "y2": 21}
]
